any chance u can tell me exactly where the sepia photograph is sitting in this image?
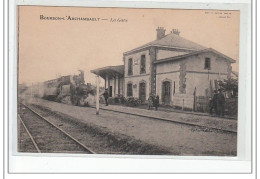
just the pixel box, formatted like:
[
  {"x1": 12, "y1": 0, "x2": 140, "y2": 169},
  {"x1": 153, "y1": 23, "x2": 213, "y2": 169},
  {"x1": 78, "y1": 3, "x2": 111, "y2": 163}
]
[{"x1": 17, "y1": 6, "x2": 239, "y2": 156}]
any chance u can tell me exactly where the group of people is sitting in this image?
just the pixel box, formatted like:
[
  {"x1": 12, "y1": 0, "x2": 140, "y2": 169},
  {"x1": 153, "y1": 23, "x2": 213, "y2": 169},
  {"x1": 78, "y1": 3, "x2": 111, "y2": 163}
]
[
  {"x1": 209, "y1": 89, "x2": 226, "y2": 116},
  {"x1": 103, "y1": 88, "x2": 160, "y2": 110},
  {"x1": 148, "y1": 95, "x2": 160, "y2": 110},
  {"x1": 104, "y1": 88, "x2": 226, "y2": 116}
]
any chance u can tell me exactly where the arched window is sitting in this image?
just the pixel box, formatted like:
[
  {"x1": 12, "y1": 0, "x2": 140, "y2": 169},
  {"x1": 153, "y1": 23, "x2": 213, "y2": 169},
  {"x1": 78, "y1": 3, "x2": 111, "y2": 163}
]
[{"x1": 127, "y1": 83, "x2": 133, "y2": 97}]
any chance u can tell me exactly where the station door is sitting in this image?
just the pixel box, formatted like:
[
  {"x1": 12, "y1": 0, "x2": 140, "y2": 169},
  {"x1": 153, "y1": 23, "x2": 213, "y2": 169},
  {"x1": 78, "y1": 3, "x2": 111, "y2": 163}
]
[
  {"x1": 139, "y1": 82, "x2": 146, "y2": 103},
  {"x1": 109, "y1": 86, "x2": 112, "y2": 97},
  {"x1": 162, "y1": 81, "x2": 171, "y2": 105}
]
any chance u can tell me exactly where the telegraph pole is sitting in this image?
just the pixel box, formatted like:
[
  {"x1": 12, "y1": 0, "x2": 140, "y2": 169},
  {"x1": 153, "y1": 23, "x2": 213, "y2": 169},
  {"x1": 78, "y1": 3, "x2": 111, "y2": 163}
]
[{"x1": 96, "y1": 75, "x2": 100, "y2": 115}]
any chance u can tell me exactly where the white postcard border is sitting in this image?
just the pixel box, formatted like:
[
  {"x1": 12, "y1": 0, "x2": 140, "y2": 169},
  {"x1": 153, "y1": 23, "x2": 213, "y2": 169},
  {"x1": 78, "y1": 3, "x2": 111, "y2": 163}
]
[{"x1": 8, "y1": 0, "x2": 252, "y2": 173}]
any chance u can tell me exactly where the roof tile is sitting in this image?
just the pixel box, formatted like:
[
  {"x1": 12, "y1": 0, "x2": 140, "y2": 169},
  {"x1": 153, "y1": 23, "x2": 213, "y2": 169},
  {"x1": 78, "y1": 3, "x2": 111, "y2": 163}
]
[{"x1": 125, "y1": 33, "x2": 206, "y2": 54}]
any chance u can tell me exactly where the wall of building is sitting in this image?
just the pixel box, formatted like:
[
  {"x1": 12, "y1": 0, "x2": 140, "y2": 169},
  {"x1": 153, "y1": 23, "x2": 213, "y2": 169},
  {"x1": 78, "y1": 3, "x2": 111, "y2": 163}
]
[
  {"x1": 122, "y1": 49, "x2": 232, "y2": 109},
  {"x1": 118, "y1": 77, "x2": 124, "y2": 95},
  {"x1": 124, "y1": 75, "x2": 150, "y2": 99},
  {"x1": 185, "y1": 73, "x2": 227, "y2": 96},
  {"x1": 185, "y1": 52, "x2": 230, "y2": 74},
  {"x1": 157, "y1": 49, "x2": 188, "y2": 60},
  {"x1": 156, "y1": 72, "x2": 180, "y2": 104},
  {"x1": 124, "y1": 50, "x2": 150, "y2": 77},
  {"x1": 156, "y1": 61, "x2": 180, "y2": 74},
  {"x1": 184, "y1": 52, "x2": 230, "y2": 96},
  {"x1": 172, "y1": 94, "x2": 194, "y2": 109},
  {"x1": 155, "y1": 51, "x2": 231, "y2": 108},
  {"x1": 124, "y1": 49, "x2": 151, "y2": 99}
]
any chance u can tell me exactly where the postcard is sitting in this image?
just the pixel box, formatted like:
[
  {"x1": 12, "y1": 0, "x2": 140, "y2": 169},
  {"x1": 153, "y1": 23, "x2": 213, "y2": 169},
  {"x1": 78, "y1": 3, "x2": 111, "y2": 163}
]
[
  {"x1": 9, "y1": 2, "x2": 253, "y2": 174},
  {"x1": 17, "y1": 5, "x2": 240, "y2": 156}
]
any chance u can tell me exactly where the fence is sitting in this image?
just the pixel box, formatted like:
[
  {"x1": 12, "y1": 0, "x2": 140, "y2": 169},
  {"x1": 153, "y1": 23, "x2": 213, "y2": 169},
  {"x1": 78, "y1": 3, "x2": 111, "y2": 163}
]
[
  {"x1": 172, "y1": 94, "x2": 194, "y2": 110},
  {"x1": 195, "y1": 96, "x2": 209, "y2": 113},
  {"x1": 194, "y1": 95, "x2": 238, "y2": 117}
]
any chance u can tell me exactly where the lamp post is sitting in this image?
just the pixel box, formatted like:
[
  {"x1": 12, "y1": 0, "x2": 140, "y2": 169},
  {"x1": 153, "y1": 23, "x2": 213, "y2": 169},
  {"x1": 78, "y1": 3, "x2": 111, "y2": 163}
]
[{"x1": 96, "y1": 75, "x2": 100, "y2": 115}]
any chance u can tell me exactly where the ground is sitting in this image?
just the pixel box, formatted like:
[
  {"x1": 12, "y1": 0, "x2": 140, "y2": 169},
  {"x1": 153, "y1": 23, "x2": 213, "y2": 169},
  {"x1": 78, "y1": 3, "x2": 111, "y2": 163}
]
[{"x1": 22, "y1": 97, "x2": 237, "y2": 156}]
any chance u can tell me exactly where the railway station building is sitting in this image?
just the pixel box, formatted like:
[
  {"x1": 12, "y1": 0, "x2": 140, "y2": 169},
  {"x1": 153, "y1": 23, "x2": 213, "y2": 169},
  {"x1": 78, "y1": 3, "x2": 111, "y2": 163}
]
[{"x1": 91, "y1": 27, "x2": 236, "y2": 109}]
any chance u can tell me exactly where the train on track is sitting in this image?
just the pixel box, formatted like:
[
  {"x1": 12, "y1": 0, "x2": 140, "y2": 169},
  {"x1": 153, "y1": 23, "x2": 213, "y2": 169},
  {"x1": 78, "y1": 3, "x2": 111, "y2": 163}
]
[{"x1": 31, "y1": 70, "x2": 96, "y2": 106}]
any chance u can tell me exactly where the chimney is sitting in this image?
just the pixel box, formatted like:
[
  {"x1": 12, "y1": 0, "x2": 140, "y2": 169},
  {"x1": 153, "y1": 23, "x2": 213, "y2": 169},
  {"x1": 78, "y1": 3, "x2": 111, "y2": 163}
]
[
  {"x1": 156, "y1": 27, "x2": 166, "y2": 40},
  {"x1": 171, "y1": 29, "x2": 180, "y2": 35}
]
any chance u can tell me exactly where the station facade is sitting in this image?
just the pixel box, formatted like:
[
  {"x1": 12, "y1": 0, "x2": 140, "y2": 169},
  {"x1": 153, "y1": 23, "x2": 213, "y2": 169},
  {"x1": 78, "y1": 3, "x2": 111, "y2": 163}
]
[{"x1": 91, "y1": 27, "x2": 236, "y2": 109}]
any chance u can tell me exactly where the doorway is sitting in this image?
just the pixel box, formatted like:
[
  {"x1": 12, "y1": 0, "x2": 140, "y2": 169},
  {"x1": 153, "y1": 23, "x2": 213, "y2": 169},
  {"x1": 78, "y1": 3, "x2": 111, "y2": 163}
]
[
  {"x1": 162, "y1": 81, "x2": 171, "y2": 105},
  {"x1": 139, "y1": 82, "x2": 146, "y2": 103},
  {"x1": 109, "y1": 86, "x2": 112, "y2": 97}
]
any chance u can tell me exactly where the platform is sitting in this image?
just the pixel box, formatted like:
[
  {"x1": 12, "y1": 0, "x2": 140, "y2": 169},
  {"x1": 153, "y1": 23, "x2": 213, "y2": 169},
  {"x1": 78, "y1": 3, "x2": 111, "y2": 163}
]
[{"x1": 97, "y1": 104, "x2": 237, "y2": 133}]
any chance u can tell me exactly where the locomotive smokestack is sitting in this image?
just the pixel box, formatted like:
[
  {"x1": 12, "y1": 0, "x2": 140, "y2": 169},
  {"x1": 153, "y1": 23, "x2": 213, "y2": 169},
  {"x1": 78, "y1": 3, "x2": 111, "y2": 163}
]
[{"x1": 78, "y1": 70, "x2": 85, "y2": 83}]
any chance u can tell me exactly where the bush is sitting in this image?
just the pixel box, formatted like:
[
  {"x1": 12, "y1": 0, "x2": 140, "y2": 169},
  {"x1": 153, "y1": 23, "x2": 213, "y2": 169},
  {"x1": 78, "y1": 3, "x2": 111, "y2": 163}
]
[
  {"x1": 107, "y1": 95, "x2": 126, "y2": 105},
  {"x1": 119, "y1": 96, "x2": 126, "y2": 104},
  {"x1": 105, "y1": 95, "x2": 141, "y2": 107},
  {"x1": 225, "y1": 97, "x2": 238, "y2": 117},
  {"x1": 125, "y1": 97, "x2": 141, "y2": 107},
  {"x1": 218, "y1": 78, "x2": 238, "y2": 97},
  {"x1": 107, "y1": 97, "x2": 116, "y2": 105}
]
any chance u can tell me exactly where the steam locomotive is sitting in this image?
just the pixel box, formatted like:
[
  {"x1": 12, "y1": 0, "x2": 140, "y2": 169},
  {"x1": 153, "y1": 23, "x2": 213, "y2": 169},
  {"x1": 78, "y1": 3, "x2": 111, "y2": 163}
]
[{"x1": 40, "y1": 70, "x2": 95, "y2": 106}]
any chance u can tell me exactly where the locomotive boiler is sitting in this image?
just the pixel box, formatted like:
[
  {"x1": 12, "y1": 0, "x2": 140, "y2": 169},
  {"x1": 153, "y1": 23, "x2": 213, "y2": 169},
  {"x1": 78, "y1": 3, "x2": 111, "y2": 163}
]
[{"x1": 42, "y1": 70, "x2": 95, "y2": 106}]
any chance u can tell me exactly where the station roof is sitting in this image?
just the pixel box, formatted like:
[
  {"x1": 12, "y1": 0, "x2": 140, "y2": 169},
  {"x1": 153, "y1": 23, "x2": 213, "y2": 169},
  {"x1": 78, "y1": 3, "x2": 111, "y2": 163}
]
[
  {"x1": 91, "y1": 65, "x2": 124, "y2": 79},
  {"x1": 232, "y1": 71, "x2": 238, "y2": 77},
  {"x1": 154, "y1": 48, "x2": 236, "y2": 64},
  {"x1": 124, "y1": 33, "x2": 206, "y2": 55}
]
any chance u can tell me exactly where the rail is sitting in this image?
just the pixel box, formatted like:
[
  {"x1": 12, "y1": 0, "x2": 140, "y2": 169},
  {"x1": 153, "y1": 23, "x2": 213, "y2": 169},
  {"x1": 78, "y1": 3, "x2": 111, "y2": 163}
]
[{"x1": 20, "y1": 103, "x2": 96, "y2": 154}]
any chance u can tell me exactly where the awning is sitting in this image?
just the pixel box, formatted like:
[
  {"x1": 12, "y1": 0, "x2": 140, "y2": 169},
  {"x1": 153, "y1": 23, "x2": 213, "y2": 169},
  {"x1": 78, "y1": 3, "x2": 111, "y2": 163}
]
[{"x1": 91, "y1": 65, "x2": 124, "y2": 79}]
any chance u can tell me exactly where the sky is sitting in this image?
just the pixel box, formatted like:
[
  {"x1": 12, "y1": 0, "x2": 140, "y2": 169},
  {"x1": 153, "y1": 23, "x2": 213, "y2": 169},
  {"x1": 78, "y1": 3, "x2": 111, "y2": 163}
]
[{"x1": 18, "y1": 6, "x2": 240, "y2": 86}]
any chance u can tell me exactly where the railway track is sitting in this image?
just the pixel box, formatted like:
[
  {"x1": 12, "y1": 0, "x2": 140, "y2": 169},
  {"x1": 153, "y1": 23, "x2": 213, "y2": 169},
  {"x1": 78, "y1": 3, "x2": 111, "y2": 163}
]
[
  {"x1": 18, "y1": 103, "x2": 95, "y2": 154},
  {"x1": 18, "y1": 102, "x2": 174, "y2": 155}
]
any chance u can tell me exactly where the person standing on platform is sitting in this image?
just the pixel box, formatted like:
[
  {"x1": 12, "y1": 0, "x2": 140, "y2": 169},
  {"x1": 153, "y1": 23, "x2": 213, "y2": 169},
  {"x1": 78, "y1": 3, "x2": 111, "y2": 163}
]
[
  {"x1": 208, "y1": 97, "x2": 213, "y2": 115},
  {"x1": 210, "y1": 90, "x2": 218, "y2": 115},
  {"x1": 147, "y1": 95, "x2": 154, "y2": 110},
  {"x1": 217, "y1": 89, "x2": 225, "y2": 116},
  {"x1": 154, "y1": 95, "x2": 160, "y2": 111},
  {"x1": 103, "y1": 89, "x2": 109, "y2": 106}
]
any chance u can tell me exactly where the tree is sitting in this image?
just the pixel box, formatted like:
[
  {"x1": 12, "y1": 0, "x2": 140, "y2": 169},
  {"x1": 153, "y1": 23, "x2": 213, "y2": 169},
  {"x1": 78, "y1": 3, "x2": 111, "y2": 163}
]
[{"x1": 218, "y1": 78, "x2": 238, "y2": 97}]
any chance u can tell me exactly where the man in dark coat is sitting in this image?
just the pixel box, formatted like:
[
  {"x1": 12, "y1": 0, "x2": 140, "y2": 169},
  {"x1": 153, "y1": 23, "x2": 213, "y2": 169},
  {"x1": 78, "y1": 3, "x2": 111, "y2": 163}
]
[
  {"x1": 217, "y1": 89, "x2": 225, "y2": 116},
  {"x1": 210, "y1": 90, "x2": 218, "y2": 115},
  {"x1": 154, "y1": 95, "x2": 160, "y2": 111},
  {"x1": 103, "y1": 89, "x2": 109, "y2": 106},
  {"x1": 147, "y1": 95, "x2": 154, "y2": 110},
  {"x1": 208, "y1": 97, "x2": 213, "y2": 115}
]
